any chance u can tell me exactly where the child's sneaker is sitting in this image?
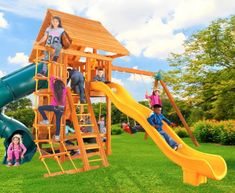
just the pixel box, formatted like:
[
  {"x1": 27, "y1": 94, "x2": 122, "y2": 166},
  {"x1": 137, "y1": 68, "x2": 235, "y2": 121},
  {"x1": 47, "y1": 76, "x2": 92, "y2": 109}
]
[
  {"x1": 53, "y1": 135, "x2": 60, "y2": 142},
  {"x1": 39, "y1": 120, "x2": 50, "y2": 125},
  {"x1": 14, "y1": 162, "x2": 20, "y2": 166},
  {"x1": 174, "y1": 144, "x2": 183, "y2": 151},
  {"x1": 7, "y1": 162, "x2": 12, "y2": 167}
]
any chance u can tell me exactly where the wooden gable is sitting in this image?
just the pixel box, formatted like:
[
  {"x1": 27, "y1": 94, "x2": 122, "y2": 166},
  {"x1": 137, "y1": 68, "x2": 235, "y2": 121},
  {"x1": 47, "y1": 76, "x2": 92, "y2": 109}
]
[{"x1": 29, "y1": 9, "x2": 129, "y2": 62}]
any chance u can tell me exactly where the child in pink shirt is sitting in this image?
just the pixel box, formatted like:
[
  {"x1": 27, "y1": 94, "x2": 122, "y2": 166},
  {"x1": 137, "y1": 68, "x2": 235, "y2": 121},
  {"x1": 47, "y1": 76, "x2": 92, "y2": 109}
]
[
  {"x1": 38, "y1": 76, "x2": 67, "y2": 141},
  {"x1": 7, "y1": 134, "x2": 27, "y2": 166},
  {"x1": 145, "y1": 88, "x2": 162, "y2": 108}
]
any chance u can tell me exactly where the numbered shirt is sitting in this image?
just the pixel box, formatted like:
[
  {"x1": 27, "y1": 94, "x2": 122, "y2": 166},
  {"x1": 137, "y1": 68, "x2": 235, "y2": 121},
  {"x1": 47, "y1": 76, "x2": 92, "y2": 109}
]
[{"x1": 45, "y1": 27, "x2": 64, "y2": 45}]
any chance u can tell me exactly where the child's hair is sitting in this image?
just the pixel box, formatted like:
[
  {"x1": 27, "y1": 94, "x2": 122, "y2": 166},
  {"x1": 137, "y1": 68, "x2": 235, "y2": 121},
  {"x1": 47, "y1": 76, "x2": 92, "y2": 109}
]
[
  {"x1": 54, "y1": 79, "x2": 65, "y2": 104},
  {"x1": 153, "y1": 104, "x2": 162, "y2": 109},
  {"x1": 11, "y1": 134, "x2": 22, "y2": 144},
  {"x1": 66, "y1": 120, "x2": 73, "y2": 127},
  {"x1": 51, "y1": 16, "x2": 62, "y2": 28},
  {"x1": 97, "y1": 68, "x2": 103, "y2": 71},
  {"x1": 100, "y1": 115, "x2": 105, "y2": 118}
]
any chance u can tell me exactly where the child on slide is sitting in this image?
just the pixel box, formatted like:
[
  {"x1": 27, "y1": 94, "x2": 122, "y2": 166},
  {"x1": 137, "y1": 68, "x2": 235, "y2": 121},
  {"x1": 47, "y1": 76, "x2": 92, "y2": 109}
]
[
  {"x1": 36, "y1": 16, "x2": 64, "y2": 76},
  {"x1": 7, "y1": 134, "x2": 27, "y2": 167},
  {"x1": 145, "y1": 87, "x2": 162, "y2": 108},
  {"x1": 147, "y1": 104, "x2": 182, "y2": 151}
]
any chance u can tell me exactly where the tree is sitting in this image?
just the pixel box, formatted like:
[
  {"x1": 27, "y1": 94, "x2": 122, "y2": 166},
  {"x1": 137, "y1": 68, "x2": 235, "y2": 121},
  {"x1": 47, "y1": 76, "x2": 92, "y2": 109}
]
[
  {"x1": 5, "y1": 98, "x2": 34, "y2": 128},
  {"x1": 5, "y1": 98, "x2": 32, "y2": 112},
  {"x1": 166, "y1": 16, "x2": 235, "y2": 120}
]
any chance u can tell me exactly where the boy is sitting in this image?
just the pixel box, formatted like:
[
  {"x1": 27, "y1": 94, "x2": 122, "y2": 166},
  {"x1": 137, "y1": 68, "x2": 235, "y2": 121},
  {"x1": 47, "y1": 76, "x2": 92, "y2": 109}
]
[
  {"x1": 67, "y1": 68, "x2": 86, "y2": 104},
  {"x1": 93, "y1": 68, "x2": 110, "y2": 83},
  {"x1": 147, "y1": 104, "x2": 182, "y2": 151}
]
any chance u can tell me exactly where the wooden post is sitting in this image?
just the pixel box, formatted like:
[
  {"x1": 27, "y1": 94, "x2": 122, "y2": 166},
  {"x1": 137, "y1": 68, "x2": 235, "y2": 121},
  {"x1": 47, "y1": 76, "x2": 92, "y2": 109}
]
[
  {"x1": 106, "y1": 61, "x2": 112, "y2": 155},
  {"x1": 159, "y1": 80, "x2": 200, "y2": 147}
]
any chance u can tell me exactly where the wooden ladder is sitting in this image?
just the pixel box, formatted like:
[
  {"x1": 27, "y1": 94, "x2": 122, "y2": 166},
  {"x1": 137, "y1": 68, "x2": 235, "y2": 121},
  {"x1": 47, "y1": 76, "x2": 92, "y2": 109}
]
[{"x1": 65, "y1": 87, "x2": 109, "y2": 169}]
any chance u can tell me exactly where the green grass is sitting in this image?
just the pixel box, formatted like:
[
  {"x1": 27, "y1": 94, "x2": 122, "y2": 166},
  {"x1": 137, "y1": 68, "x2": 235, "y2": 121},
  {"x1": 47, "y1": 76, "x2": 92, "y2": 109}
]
[{"x1": 0, "y1": 133, "x2": 234, "y2": 193}]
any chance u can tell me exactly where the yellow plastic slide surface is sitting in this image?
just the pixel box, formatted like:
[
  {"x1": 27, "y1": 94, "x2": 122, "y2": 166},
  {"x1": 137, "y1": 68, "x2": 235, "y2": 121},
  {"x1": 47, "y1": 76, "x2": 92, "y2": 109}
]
[{"x1": 90, "y1": 82, "x2": 227, "y2": 186}]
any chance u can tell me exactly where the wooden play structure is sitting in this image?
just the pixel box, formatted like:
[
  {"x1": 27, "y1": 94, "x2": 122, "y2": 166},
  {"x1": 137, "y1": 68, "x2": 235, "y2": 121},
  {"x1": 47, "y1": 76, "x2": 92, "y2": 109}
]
[{"x1": 28, "y1": 9, "x2": 227, "y2": 186}]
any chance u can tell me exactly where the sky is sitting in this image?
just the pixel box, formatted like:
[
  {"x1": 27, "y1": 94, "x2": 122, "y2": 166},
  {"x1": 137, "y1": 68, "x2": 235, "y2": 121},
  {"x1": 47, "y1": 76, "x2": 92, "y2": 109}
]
[{"x1": 0, "y1": 0, "x2": 234, "y2": 102}]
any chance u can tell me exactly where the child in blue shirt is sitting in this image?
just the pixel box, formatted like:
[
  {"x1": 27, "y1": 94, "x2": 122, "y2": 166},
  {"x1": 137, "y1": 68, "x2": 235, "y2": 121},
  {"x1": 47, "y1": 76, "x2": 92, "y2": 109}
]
[{"x1": 147, "y1": 104, "x2": 182, "y2": 151}]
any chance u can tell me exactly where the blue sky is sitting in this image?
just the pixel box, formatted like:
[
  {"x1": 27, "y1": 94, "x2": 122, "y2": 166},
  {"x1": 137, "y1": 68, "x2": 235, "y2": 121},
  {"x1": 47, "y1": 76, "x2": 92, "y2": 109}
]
[{"x1": 0, "y1": 0, "x2": 234, "y2": 102}]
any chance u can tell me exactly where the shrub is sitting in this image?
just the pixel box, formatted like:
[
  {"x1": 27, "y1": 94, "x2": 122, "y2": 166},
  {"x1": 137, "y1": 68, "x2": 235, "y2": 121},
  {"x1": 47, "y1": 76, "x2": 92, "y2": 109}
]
[
  {"x1": 111, "y1": 124, "x2": 123, "y2": 135},
  {"x1": 220, "y1": 121, "x2": 235, "y2": 145},
  {"x1": 193, "y1": 120, "x2": 235, "y2": 145},
  {"x1": 174, "y1": 127, "x2": 189, "y2": 138}
]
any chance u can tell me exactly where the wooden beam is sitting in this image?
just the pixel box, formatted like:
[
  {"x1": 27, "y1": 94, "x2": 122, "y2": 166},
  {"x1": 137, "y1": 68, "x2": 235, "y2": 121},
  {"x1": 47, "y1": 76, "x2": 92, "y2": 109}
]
[
  {"x1": 111, "y1": 65, "x2": 154, "y2": 76},
  {"x1": 159, "y1": 80, "x2": 200, "y2": 147},
  {"x1": 32, "y1": 45, "x2": 113, "y2": 61}
]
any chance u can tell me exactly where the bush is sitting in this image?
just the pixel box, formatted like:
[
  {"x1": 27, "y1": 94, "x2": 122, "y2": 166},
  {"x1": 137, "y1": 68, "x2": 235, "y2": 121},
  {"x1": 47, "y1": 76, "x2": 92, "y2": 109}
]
[
  {"x1": 111, "y1": 124, "x2": 123, "y2": 135},
  {"x1": 220, "y1": 121, "x2": 235, "y2": 145},
  {"x1": 174, "y1": 127, "x2": 189, "y2": 138},
  {"x1": 193, "y1": 120, "x2": 235, "y2": 145}
]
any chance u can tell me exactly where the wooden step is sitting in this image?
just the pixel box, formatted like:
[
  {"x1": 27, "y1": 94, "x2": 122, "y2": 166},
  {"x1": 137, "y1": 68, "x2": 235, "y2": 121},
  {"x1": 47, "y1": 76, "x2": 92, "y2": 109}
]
[
  {"x1": 34, "y1": 91, "x2": 52, "y2": 96},
  {"x1": 33, "y1": 123, "x2": 54, "y2": 127},
  {"x1": 65, "y1": 145, "x2": 80, "y2": 151},
  {"x1": 66, "y1": 134, "x2": 77, "y2": 140},
  {"x1": 89, "y1": 158, "x2": 102, "y2": 163},
  {"x1": 85, "y1": 144, "x2": 99, "y2": 150},
  {"x1": 74, "y1": 103, "x2": 88, "y2": 106},
  {"x1": 82, "y1": 133, "x2": 97, "y2": 138},
  {"x1": 79, "y1": 124, "x2": 94, "y2": 127},
  {"x1": 77, "y1": 113, "x2": 91, "y2": 116},
  {"x1": 34, "y1": 75, "x2": 49, "y2": 80}
]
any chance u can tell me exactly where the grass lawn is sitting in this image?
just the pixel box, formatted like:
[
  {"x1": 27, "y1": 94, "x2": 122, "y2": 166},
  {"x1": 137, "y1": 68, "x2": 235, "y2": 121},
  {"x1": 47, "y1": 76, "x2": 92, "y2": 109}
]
[{"x1": 0, "y1": 132, "x2": 234, "y2": 193}]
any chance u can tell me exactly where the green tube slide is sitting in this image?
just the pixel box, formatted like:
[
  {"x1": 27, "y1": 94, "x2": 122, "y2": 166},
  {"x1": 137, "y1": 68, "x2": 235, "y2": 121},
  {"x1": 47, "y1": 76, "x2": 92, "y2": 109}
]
[{"x1": 0, "y1": 63, "x2": 47, "y2": 164}]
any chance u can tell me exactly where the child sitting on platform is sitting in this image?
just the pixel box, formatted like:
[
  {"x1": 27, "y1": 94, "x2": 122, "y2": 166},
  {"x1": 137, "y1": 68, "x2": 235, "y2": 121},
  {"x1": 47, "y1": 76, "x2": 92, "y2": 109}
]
[{"x1": 93, "y1": 68, "x2": 110, "y2": 83}]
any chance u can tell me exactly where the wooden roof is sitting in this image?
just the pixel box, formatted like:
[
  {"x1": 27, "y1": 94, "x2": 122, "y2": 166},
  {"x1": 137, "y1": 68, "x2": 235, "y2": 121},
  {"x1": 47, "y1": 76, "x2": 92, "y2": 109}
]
[{"x1": 29, "y1": 9, "x2": 129, "y2": 62}]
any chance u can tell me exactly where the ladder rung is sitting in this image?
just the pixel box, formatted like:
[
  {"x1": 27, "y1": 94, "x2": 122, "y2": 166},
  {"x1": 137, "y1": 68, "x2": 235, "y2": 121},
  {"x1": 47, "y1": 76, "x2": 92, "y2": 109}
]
[
  {"x1": 74, "y1": 103, "x2": 88, "y2": 106},
  {"x1": 34, "y1": 91, "x2": 52, "y2": 96},
  {"x1": 87, "y1": 152, "x2": 100, "y2": 158},
  {"x1": 34, "y1": 75, "x2": 49, "y2": 80},
  {"x1": 40, "y1": 152, "x2": 69, "y2": 159},
  {"x1": 34, "y1": 139, "x2": 50, "y2": 143},
  {"x1": 66, "y1": 134, "x2": 77, "y2": 140},
  {"x1": 89, "y1": 158, "x2": 102, "y2": 163},
  {"x1": 82, "y1": 133, "x2": 97, "y2": 138},
  {"x1": 33, "y1": 123, "x2": 54, "y2": 127},
  {"x1": 80, "y1": 124, "x2": 94, "y2": 127},
  {"x1": 66, "y1": 145, "x2": 80, "y2": 150},
  {"x1": 72, "y1": 93, "x2": 79, "y2": 96},
  {"x1": 77, "y1": 113, "x2": 91, "y2": 116},
  {"x1": 85, "y1": 144, "x2": 99, "y2": 150}
]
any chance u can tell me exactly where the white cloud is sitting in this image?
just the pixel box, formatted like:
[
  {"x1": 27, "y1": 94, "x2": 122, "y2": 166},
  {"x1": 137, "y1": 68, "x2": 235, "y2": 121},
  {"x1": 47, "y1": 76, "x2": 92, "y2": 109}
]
[
  {"x1": 111, "y1": 77, "x2": 124, "y2": 86},
  {"x1": 127, "y1": 66, "x2": 154, "y2": 83},
  {"x1": 0, "y1": 12, "x2": 8, "y2": 28},
  {"x1": 7, "y1": 52, "x2": 29, "y2": 67},
  {"x1": 0, "y1": 70, "x2": 6, "y2": 78},
  {"x1": 1, "y1": 0, "x2": 235, "y2": 59}
]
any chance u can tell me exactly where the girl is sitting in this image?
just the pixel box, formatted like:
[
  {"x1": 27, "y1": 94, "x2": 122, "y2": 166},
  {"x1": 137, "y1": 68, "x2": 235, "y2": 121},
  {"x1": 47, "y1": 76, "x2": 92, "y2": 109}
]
[
  {"x1": 36, "y1": 16, "x2": 64, "y2": 75},
  {"x1": 145, "y1": 87, "x2": 162, "y2": 108},
  {"x1": 7, "y1": 134, "x2": 27, "y2": 166},
  {"x1": 38, "y1": 76, "x2": 66, "y2": 141}
]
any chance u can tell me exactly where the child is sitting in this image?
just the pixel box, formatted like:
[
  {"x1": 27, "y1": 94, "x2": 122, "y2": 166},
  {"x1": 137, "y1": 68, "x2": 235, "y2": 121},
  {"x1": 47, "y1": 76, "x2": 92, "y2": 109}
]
[
  {"x1": 67, "y1": 68, "x2": 86, "y2": 104},
  {"x1": 7, "y1": 134, "x2": 27, "y2": 166},
  {"x1": 145, "y1": 87, "x2": 162, "y2": 108},
  {"x1": 36, "y1": 16, "x2": 64, "y2": 75},
  {"x1": 147, "y1": 104, "x2": 182, "y2": 151},
  {"x1": 93, "y1": 68, "x2": 110, "y2": 83},
  {"x1": 38, "y1": 76, "x2": 66, "y2": 141},
  {"x1": 98, "y1": 115, "x2": 106, "y2": 142}
]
